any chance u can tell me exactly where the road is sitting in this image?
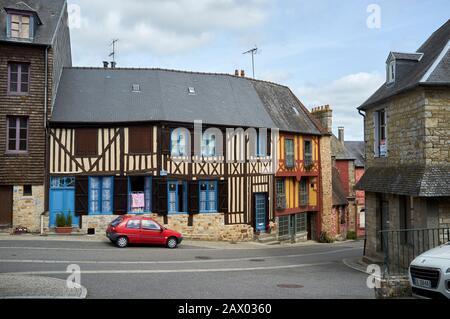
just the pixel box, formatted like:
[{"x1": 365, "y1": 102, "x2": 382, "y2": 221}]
[{"x1": 0, "y1": 239, "x2": 374, "y2": 299}]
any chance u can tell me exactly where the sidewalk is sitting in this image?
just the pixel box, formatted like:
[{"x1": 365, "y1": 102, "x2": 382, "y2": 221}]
[
  {"x1": 0, "y1": 275, "x2": 87, "y2": 299},
  {"x1": 0, "y1": 232, "x2": 362, "y2": 250}
]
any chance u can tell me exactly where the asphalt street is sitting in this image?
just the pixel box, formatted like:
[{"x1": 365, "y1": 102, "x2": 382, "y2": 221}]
[{"x1": 0, "y1": 239, "x2": 374, "y2": 299}]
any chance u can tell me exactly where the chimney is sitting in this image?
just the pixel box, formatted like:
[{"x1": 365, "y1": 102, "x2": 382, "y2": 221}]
[
  {"x1": 110, "y1": 61, "x2": 117, "y2": 69},
  {"x1": 103, "y1": 61, "x2": 109, "y2": 68},
  {"x1": 240, "y1": 70, "x2": 245, "y2": 77},
  {"x1": 311, "y1": 105, "x2": 333, "y2": 134},
  {"x1": 338, "y1": 127, "x2": 345, "y2": 143},
  {"x1": 235, "y1": 69, "x2": 240, "y2": 76}
]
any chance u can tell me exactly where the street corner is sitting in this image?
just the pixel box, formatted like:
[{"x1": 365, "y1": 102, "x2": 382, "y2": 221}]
[{"x1": 0, "y1": 274, "x2": 87, "y2": 299}]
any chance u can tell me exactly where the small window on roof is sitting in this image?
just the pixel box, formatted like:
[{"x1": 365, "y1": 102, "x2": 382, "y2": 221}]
[
  {"x1": 188, "y1": 87, "x2": 196, "y2": 95},
  {"x1": 292, "y1": 107, "x2": 300, "y2": 116},
  {"x1": 132, "y1": 84, "x2": 141, "y2": 92}
]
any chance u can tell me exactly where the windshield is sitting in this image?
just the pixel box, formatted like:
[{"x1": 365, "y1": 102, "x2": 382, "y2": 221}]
[{"x1": 110, "y1": 217, "x2": 123, "y2": 227}]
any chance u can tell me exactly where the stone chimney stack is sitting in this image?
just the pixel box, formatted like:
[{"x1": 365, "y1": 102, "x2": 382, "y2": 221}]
[
  {"x1": 311, "y1": 105, "x2": 333, "y2": 134},
  {"x1": 338, "y1": 127, "x2": 345, "y2": 143}
]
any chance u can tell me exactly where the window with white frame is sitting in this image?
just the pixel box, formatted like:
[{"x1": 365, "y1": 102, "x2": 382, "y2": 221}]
[
  {"x1": 89, "y1": 177, "x2": 113, "y2": 215},
  {"x1": 199, "y1": 181, "x2": 217, "y2": 213},
  {"x1": 285, "y1": 139, "x2": 295, "y2": 168},
  {"x1": 256, "y1": 131, "x2": 267, "y2": 157},
  {"x1": 8, "y1": 14, "x2": 32, "y2": 39},
  {"x1": 387, "y1": 60, "x2": 395, "y2": 83},
  {"x1": 171, "y1": 129, "x2": 188, "y2": 157},
  {"x1": 168, "y1": 181, "x2": 187, "y2": 214},
  {"x1": 202, "y1": 133, "x2": 216, "y2": 157}
]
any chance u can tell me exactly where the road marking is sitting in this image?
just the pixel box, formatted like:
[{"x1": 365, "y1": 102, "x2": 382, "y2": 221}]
[
  {"x1": 1, "y1": 262, "x2": 333, "y2": 275},
  {"x1": 0, "y1": 247, "x2": 362, "y2": 265}
]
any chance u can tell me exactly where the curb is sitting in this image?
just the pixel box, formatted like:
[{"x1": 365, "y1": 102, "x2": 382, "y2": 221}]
[{"x1": 342, "y1": 258, "x2": 369, "y2": 275}]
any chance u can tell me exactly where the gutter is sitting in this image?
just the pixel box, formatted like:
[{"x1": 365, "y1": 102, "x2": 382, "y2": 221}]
[{"x1": 41, "y1": 45, "x2": 50, "y2": 235}]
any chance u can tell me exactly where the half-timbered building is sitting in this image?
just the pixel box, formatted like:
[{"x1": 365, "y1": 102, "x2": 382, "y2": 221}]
[{"x1": 46, "y1": 67, "x2": 329, "y2": 241}]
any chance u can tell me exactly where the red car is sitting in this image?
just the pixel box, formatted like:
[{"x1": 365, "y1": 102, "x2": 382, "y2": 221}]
[{"x1": 106, "y1": 215, "x2": 183, "y2": 249}]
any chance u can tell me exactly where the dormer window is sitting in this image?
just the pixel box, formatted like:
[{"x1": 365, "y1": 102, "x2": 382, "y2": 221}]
[
  {"x1": 387, "y1": 60, "x2": 395, "y2": 83},
  {"x1": 6, "y1": 13, "x2": 34, "y2": 40}
]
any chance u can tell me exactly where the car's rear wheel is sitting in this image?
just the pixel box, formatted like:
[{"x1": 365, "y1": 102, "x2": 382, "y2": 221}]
[
  {"x1": 116, "y1": 236, "x2": 128, "y2": 248},
  {"x1": 167, "y1": 237, "x2": 178, "y2": 249}
]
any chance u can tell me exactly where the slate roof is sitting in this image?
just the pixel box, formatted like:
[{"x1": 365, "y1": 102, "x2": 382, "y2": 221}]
[
  {"x1": 331, "y1": 135, "x2": 355, "y2": 160},
  {"x1": 332, "y1": 167, "x2": 349, "y2": 206},
  {"x1": 344, "y1": 141, "x2": 365, "y2": 168},
  {"x1": 359, "y1": 19, "x2": 450, "y2": 110},
  {"x1": 355, "y1": 165, "x2": 450, "y2": 197},
  {"x1": 50, "y1": 67, "x2": 323, "y2": 135},
  {"x1": 0, "y1": 0, "x2": 66, "y2": 46},
  {"x1": 390, "y1": 52, "x2": 424, "y2": 61}
]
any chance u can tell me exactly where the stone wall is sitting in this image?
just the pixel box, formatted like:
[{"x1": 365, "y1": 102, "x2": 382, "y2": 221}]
[
  {"x1": 423, "y1": 88, "x2": 450, "y2": 165},
  {"x1": 319, "y1": 135, "x2": 333, "y2": 237},
  {"x1": 152, "y1": 213, "x2": 254, "y2": 242},
  {"x1": 80, "y1": 213, "x2": 254, "y2": 242},
  {"x1": 364, "y1": 89, "x2": 427, "y2": 167},
  {"x1": 12, "y1": 185, "x2": 45, "y2": 233}
]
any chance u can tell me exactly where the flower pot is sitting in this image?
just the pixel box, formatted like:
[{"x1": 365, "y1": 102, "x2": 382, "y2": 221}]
[{"x1": 55, "y1": 227, "x2": 73, "y2": 234}]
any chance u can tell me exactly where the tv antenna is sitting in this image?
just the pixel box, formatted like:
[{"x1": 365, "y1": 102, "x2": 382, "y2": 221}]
[
  {"x1": 109, "y1": 39, "x2": 119, "y2": 63},
  {"x1": 243, "y1": 46, "x2": 258, "y2": 78}
]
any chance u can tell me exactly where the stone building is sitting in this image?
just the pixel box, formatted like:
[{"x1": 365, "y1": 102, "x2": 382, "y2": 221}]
[
  {"x1": 356, "y1": 19, "x2": 450, "y2": 261},
  {"x1": 312, "y1": 106, "x2": 366, "y2": 240},
  {"x1": 0, "y1": 0, "x2": 71, "y2": 232}
]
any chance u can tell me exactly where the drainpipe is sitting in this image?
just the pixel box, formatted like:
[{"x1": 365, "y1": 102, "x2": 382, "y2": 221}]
[
  {"x1": 358, "y1": 108, "x2": 367, "y2": 255},
  {"x1": 41, "y1": 46, "x2": 50, "y2": 236}
]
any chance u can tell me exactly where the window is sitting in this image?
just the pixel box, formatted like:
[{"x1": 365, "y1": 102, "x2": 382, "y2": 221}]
[
  {"x1": 128, "y1": 176, "x2": 151, "y2": 213},
  {"x1": 6, "y1": 117, "x2": 28, "y2": 153},
  {"x1": 275, "y1": 179, "x2": 286, "y2": 210},
  {"x1": 126, "y1": 219, "x2": 141, "y2": 229},
  {"x1": 202, "y1": 133, "x2": 216, "y2": 157},
  {"x1": 89, "y1": 177, "x2": 113, "y2": 215},
  {"x1": 199, "y1": 181, "x2": 217, "y2": 213},
  {"x1": 295, "y1": 213, "x2": 307, "y2": 233},
  {"x1": 285, "y1": 139, "x2": 295, "y2": 168},
  {"x1": 142, "y1": 220, "x2": 161, "y2": 231},
  {"x1": 128, "y1": 126, "x2": 152, "y2": 154},
  {"x1": 50, "y1": 177, "x2": 75, "y2": 188},
  {"x1": 188, "y1": 87, "x2": 196, "y2": 95},
  {"x1": 278, "y1": 216, "x2": 289, "y2": 238},
  {"x1": 8, "y1": 14, "x2": 32, "y2": 39},
  {"x1": 168, "y1": 181, "x2": 187, "y2": 214},
  {"x1": 171, "y1": 129, "x2": 188, "y2": 157},
  {"x1": 8, "y1": 63, "x2": 29, "y2": 94},
  {"x1": 300, "y1": 178, "x2": 308, "y2": 206},
  {"x1": 304, "y1": 140, "x2": 313, "y2": 167},
  {"x1": 387, "y1": 60, "x2": 395, "y2": 83},
  {"x1": 110, "y1": 217, "x2": 123, "y2": 227},
  {"x1": 256, "y1": 131, "x2": 267, "y2": 157},
  {"x1": 75, "y1": 128, "x2": 98, "y2": 157},
  {"x1": 374, "y1": 109, "x2": 387, "y2": 158},
  {"x1": 23, "y1": 185, "x2": 32, "y2": 196}
]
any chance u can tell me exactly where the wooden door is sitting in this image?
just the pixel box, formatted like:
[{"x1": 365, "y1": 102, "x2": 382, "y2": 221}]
[{"x1": 0, "y1": 186, "x2": 13, "y2": 227}]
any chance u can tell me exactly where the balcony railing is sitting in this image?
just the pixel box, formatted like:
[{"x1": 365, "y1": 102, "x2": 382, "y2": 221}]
[{"x1": 379, "y1": 227, "x2": 450, "y2": 277}]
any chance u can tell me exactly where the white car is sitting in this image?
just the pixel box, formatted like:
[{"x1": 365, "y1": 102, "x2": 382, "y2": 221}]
[{"x1": 409, "y1": 242, "x2": 450, "y2": 299}]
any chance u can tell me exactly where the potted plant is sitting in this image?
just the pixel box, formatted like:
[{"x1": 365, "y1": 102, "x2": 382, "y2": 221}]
[{"x1": 55, "y1": 212, "x2": 73, "y2": 234}]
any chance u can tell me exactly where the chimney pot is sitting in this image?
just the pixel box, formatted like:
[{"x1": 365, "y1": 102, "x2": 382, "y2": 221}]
[
  {"x1": 240, "y1": 70, "x2": 245, "y2": 77},
  {"x1": 111, "y1": 61, "x2": 117, "y2": 69},
  {"x1": 235, "y1": 70, "x2": 239, "y2": 76},
  {"x1": 338, "y1": 127, "x2": 345, "y2": 143},
  {"x1": 103, "y1": 61, "x2": 109, "y2": 68}
]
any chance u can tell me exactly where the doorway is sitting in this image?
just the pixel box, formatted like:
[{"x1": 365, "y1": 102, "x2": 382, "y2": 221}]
[
  {"x1": 254, "y1": 193, "x2": 268, "y2": 233},
  {"x1": 0, "y1": 186, "x2": 13, "y2": 228},
  {"x1": 49, "y1": 177, "x2": 79, "y2": 228}
]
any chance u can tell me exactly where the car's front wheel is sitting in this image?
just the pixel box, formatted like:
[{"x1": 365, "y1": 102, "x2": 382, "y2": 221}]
[
  {"x1": 167, "y1": 237, "x2": 178, "y2": 249},
  {"x1": 116, "y1": 236, "x2": 128, "y2": 248}
]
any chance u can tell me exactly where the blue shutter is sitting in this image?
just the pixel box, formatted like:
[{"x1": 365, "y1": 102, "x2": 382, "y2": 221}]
[{"x1": 6, "y1": 14, "x2": 11, "y2": 38}]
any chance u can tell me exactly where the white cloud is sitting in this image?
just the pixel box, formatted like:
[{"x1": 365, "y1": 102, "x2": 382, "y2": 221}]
[
  {"x1": 69, "y1": 0, "x2": 268, "y2": 61},
  {"x1": 296, "y1": 72, "x2": 384, "y2": 140}
]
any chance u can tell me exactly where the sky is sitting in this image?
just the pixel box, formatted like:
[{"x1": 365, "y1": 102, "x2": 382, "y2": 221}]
[{"x1": 67, "y1": 0, "x2": 450, "y2": 140}]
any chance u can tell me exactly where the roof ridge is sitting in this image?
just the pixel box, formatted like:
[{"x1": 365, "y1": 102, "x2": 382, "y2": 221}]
[{"x1": 63, "y1": 66, "x2": 292, "y2": 89}]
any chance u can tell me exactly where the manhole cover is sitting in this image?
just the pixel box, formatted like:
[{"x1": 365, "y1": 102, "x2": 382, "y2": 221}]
[
  {"x1": 195, "y1": 256, "x2": 212, "y2": 260},
  {"x1": 249, "y1": 259, "x2": 265, "y2": 262},
  {"x1": 277, "y1": 284, "x2": 304, "y2": 289}
]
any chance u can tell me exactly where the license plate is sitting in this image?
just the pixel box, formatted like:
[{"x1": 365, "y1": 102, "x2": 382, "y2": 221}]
[{"x1": 414, "y1": 278, "x2": 432, "y2": 289}]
